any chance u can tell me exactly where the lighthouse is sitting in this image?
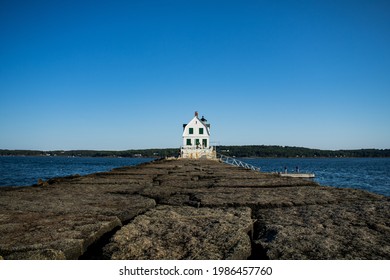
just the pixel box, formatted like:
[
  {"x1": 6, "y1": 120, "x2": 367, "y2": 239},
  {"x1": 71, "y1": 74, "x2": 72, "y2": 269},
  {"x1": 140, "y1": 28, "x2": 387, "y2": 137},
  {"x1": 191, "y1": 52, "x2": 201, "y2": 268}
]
[{"x1": 181, "y1": 112, "x2": 216, "y2": 159}]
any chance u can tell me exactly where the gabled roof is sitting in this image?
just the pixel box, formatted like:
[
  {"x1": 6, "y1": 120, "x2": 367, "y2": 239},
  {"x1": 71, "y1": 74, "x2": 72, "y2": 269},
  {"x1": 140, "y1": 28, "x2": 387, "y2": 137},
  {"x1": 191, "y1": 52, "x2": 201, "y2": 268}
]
[{"x1": 182, "y1": 114, "x2": 210, "y2": 136}]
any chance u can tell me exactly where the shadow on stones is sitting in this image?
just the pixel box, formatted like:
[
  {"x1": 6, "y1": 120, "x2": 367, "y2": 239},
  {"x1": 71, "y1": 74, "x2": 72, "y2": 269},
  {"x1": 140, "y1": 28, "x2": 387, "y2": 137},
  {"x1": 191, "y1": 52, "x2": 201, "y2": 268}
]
[
  {"x1": 248, "y1": 241, "x2": 269, "y2": 260},
  {"x1": 248, "y1": 220, "x2": 276, "y2": 260},
  {"x1": 79, "y1": 225, "x2": 121, "y2": 260}
]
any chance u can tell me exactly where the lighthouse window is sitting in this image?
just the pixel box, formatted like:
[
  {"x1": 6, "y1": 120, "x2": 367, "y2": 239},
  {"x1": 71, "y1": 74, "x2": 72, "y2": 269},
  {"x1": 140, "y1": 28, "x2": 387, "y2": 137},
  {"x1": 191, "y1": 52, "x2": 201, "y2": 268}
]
[
  {"x1": 189, "y1": 128, "x2": 194, "y2": 134},
  {"x1": 186, "y1": 139, "x2": 192, "y2": 145},
  {"x1": 202, "y1": 139, "x2": 207, "y2": 147},
  {"x1": 196, "y1": 139, "x2": 200, "y2": 145},
  {"x1": 199, "y1": 128, "x2": 204, "y2": 134}
]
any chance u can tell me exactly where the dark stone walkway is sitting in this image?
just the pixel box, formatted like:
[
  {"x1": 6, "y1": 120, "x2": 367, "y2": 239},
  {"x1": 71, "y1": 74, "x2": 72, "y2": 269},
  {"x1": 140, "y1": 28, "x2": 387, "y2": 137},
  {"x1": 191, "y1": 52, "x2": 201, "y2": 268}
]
[{"x1": 0, "y1": 159, "x2": 389, "y2": 259}]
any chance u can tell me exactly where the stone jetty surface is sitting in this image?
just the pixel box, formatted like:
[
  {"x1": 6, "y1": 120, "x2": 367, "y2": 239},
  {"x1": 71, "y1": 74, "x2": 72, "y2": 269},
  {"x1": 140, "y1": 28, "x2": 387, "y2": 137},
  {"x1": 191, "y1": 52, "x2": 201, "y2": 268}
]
[{"x1": 0, "y1": 159, "x2": 389, "y2": 260}]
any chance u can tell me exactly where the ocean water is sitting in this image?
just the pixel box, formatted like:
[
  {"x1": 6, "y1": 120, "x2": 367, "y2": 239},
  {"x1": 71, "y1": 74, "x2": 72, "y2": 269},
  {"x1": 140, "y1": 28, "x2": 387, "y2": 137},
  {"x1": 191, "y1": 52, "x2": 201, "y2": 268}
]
[
  {"x1": 240, "y1": 157, "x2": 390, "y2": 197},
  {"x1": 0, "y1": 156, "x2": 154, "y2": 187},
  {"x1": 0, "y1": 156, "x2": 389, "y2": 197}
]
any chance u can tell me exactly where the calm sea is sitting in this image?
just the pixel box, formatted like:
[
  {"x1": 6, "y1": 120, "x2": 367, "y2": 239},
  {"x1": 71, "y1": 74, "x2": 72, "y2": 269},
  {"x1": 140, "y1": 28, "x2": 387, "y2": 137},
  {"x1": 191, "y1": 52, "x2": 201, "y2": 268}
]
[
  {"x1": 0, "y1": 156, "x2": 389, "y2": 197},
  {"x1": 0, "y1": 156, "x2": 153, "y2": 187},
  {"x1": 240, "y1": 157, "x2": 390, "y2": 197}
]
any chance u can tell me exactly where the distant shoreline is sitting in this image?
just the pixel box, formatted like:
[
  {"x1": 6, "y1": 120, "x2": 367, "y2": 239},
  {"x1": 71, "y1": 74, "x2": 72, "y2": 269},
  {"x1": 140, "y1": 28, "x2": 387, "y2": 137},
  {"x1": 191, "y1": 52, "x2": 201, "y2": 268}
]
[
  {"x1": 2, "y1": 155, "x2": 390, "y2": 159},
  {"x1": 1, "y1": 145, "x2": 390, "y2": 158}
]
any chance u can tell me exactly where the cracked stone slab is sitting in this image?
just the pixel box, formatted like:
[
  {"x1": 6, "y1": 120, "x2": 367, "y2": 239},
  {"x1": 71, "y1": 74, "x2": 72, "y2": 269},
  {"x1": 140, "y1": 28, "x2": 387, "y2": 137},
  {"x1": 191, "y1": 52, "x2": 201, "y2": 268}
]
[
  {"x1": 0, "y1": 184, "x2": 156, "y2": 259},
  {"x1": 252, "y1": 199, "x2": 390, "y2": 259},
  {"x1": 104, "y1": 205, "x2": 253, "y2": 260}
]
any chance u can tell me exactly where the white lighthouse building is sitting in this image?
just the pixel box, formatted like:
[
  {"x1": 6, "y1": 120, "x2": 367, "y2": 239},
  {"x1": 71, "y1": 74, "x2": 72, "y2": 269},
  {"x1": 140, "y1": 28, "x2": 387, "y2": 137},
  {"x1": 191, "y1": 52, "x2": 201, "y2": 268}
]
[{"x1": 181, "y1": 112, "x2": 216, "y2": 159}]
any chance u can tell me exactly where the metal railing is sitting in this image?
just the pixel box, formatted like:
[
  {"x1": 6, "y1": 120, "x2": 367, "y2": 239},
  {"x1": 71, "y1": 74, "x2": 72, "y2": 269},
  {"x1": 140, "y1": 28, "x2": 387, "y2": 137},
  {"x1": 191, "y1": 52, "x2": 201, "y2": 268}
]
[{"x1": 218, "y1": 154, "x2": 261, "y2": 172}]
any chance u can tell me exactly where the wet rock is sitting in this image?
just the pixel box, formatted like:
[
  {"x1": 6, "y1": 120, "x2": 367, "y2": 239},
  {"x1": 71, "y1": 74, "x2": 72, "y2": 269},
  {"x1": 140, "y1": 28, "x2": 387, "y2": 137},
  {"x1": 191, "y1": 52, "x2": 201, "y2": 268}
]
[{"x1": 104, "y1": 206, "x2": 253, "y2": 260}]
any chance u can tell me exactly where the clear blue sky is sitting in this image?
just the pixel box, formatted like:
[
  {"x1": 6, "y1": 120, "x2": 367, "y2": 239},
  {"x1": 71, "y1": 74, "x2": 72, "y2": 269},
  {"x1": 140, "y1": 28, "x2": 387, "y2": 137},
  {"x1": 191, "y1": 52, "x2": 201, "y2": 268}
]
[{"x1": 1, "y1": 0, "x2": 389, "y2": 150}]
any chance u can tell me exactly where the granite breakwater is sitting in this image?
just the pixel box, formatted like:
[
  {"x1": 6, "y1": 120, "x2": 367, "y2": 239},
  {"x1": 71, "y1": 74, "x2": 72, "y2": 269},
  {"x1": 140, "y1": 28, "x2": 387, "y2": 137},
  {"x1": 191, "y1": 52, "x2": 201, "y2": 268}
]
[{"x1": 0, "y1": 159, "x2": 389, "y2": 260}]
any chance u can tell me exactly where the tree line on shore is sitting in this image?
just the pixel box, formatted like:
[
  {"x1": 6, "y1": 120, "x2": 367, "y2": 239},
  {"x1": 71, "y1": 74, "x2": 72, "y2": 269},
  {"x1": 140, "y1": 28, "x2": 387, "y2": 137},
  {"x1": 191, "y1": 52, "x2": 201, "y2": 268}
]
[
  {"x1": 216, "y1": 145, "x2": 390, "y2": 158},
  {"x1": 1, "y1": 145, "x2": 390, "y2": 158}
]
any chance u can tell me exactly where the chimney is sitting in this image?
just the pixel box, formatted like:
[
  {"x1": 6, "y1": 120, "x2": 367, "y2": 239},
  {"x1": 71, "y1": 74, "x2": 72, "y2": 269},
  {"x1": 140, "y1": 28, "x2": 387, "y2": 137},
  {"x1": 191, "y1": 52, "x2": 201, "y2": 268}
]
[{"x1": 195, "y1": 111, "x2": 198, "y2": 117}]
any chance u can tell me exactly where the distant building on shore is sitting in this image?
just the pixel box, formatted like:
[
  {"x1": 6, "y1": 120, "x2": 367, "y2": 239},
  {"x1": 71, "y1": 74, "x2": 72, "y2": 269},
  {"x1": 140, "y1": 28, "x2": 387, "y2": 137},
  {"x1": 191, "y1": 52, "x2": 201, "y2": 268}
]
[{"x1": 181, "y1": 111, "x2": 216, "y2": 159}]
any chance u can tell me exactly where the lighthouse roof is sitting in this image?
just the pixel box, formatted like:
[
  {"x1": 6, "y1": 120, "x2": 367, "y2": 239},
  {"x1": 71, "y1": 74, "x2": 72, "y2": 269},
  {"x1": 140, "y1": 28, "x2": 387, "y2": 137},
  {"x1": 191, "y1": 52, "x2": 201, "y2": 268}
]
[{"x1": 182, "y1": 112, "x2": 210, "y2": 137}]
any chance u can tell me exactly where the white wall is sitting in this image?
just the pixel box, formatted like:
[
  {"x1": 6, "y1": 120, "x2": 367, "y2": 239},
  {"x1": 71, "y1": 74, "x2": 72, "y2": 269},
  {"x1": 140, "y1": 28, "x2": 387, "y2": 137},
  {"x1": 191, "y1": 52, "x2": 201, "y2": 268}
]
[{"x1": 182, "y1": 116, "x2": 210, "y2": 148}]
